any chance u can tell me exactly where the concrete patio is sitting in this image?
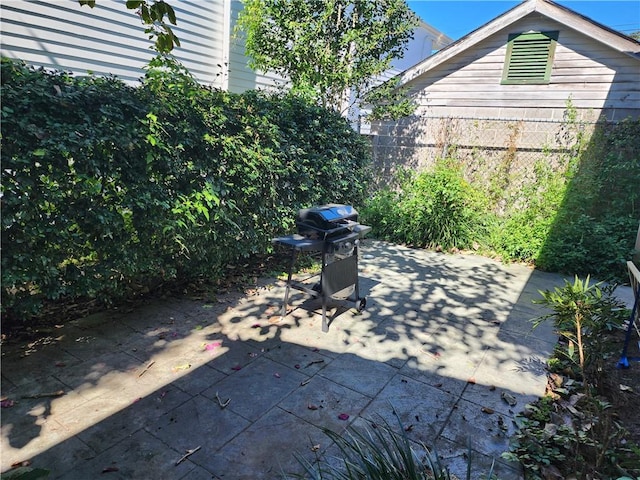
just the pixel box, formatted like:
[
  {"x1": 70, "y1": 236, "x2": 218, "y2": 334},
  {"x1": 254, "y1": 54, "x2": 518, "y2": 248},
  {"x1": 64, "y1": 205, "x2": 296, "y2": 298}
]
[{"x1": 1, "y1": 240, "x2": 577, "y2": 479}]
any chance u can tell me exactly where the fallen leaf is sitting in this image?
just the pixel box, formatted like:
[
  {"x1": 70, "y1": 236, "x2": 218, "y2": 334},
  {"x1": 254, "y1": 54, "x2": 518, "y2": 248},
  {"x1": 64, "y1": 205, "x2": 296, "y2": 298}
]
[
  {"x1": 497, "y1": 415, "x2": 507, "y2": 431},
  {"x1": 10, "y1": 460, "x2": 31, "y2": 468},
  {"x1": 231, "y1": 365, "x2": 242, "y2": 371},
  {"x1": 311, "y1": 444, "x2": 320, "y2": 452},
  {"x1": 204, "y1": 341, "x2": 222, "y2": 351},
  {"x1": 294, "y1": 364, "x2": 301, "y2": 369},
  {"x1": 308, "y1": 404, "x2": 319, "y2": 410},
  {"x1": 251, "y1": 323, "x2": 261, "y2": 328},
  {"x1": 273, "y1": 372, "x2": 281, "y2": 378},
  {"x1": 1, "y1": 399, "x2": 15, "y2": 408},
  {"x1": 338, "y1": 413, "x2": 350, "y2": 421},
  {"x1": 620, "y1": 384, "x2": 633, "y2": 392},
  {"x1": 501, "y1": 391, "x2": 517, "y2": 406},
  {"x1": 172, "y1": 363, "x2": 191, "y2": 373},
  {"x1": 481, "y1": 407, "x2": 494, "y2": 414},
  {"x1": 102, "y1": 466, "x2": 119, "y2": 473},
  {"x1": 55, "y1": 361, "x2": 66, "y2": 367},
  {"x1": 404, "y1": 424, "x2": 414, "y2": 432}
]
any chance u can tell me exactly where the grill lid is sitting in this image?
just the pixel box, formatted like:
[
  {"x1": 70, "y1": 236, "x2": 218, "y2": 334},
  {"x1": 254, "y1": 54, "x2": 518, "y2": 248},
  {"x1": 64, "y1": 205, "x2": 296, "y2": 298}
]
[{"x1": 297, "y1": 204, "x2": 358, "y2": 237}]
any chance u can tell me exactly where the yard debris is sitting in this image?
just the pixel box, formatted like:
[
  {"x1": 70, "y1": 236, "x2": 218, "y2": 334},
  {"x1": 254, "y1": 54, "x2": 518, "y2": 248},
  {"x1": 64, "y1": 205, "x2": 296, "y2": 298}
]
[
  {"x1": 1, "y1": 399, "x2": 16, "y2": 408},
  {"x1": 501, "y1": 391, "x2": 518, "y2": 406},
  {"x1": 311, "y1": 444, "x2": 321, "y2": 452},
  {"x1": 102, "y1": 465, "x2": 119, "y2": 473},
  {"x1": 138, "y1": 360, "x2": 155, "y2": 377},
  {"x1": 301, "y1": 378, "x2": 311, "y2": 386},
  {"x1": 305, "y1": 359, "x2": 324, "y2": 368},
  {"x1": 619, "y1": 384, "x2": 634, "y2": 393},
  {"x1": 215, "y1": 391, "x2": 230, "y2": 408},
  {"x1": 481, "y1": 406, "x2": 495, "y2": 414},
  {"x1": 172, "y1": 363, "x2": 191, "y2": 373},
  {"x1": 175, "y1": 445, "x2": 201, "y2": 466},
  {"x1": 497, "y1": 415, "x2": 508, "y2": 432},
  {"x1": 204, "y1": 341, "x2": 222, "y2": 352},
  {"x1": 21, "y1": 390, "x2": 64, "y2": 399},
  {"x1": 308, "y1": 404, "x2": 319, "y2": 410},
  {"x1": 338, "y1": 413, "x2": 350, "y2": 420}
]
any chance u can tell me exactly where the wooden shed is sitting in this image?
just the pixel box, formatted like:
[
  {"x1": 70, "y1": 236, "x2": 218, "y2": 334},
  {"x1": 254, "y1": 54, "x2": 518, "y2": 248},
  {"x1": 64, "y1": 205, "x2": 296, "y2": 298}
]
[{"x1": 370, "y1": 0, "x2": 640, "y2": 175}]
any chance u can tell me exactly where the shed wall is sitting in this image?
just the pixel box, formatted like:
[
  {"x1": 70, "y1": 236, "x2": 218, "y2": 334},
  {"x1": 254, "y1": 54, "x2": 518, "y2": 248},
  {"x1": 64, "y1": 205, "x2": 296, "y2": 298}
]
[
  {"x1": 400, "y1": 14, "x2": 640, "y2": 121},
  {"x1": 369, "y1": 14, "x2": 640, "y2": 179}
]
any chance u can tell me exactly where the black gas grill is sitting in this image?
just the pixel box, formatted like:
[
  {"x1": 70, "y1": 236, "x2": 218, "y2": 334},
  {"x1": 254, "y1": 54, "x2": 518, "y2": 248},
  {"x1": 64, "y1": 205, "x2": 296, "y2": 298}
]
[{"x1": 273, "y1": 204, "x2": 371, "y2": 332}]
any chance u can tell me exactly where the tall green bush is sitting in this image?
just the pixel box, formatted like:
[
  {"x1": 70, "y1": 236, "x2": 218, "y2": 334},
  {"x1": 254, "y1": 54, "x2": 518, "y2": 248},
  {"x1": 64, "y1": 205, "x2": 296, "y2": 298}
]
[
  {"x1": 362, "y1": 160, "x2": 487, "y2": 250},
  {"x1": 537, "y1": 119, "x2": 640, "y2": 279},
  {"x1": 1, "y1": 57, "x2": 371, "y2": 321}
]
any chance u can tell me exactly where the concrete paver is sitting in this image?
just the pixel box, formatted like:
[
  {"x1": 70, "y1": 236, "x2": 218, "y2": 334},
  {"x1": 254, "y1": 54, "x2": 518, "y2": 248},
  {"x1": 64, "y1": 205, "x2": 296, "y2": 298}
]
[{"x1": 3, "y1": 240, "x2": 629, "y2": 479}]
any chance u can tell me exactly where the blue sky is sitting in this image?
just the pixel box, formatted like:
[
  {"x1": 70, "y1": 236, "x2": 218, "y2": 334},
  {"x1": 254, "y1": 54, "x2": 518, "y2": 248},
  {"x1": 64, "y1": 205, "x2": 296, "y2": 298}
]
[{"x1": 407, "y1": 0, "x2": 640, "y2": 40}]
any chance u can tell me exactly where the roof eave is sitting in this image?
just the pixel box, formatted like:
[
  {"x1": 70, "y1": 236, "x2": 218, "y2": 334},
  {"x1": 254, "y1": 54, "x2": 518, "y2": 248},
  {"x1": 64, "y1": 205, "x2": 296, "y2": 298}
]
[{"x1": 398, "y1": 0, "x2": 640, "y2": 89}]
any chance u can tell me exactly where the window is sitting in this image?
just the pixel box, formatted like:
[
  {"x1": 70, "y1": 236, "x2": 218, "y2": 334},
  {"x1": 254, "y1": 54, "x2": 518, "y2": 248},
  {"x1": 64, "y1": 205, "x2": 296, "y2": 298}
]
[{"x1": 501, "y1": 31, "x2": 559, "y2": 85}]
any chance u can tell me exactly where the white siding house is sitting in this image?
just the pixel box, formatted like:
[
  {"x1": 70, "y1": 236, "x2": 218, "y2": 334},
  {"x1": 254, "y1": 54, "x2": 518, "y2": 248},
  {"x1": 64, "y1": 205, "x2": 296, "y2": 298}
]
[
  {"x1": 0, "y1": 0, "x2": 450, "y2": 98},
  {"x1": 0, "y1": 1, "x2": 227, "y2": 85}
]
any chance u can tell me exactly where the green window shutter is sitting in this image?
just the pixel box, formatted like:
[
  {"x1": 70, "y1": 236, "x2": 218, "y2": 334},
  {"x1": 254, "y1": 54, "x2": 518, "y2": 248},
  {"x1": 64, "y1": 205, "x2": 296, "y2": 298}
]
[{"x1": 501, "y1": 31, "x2": 558, "y2": 85}]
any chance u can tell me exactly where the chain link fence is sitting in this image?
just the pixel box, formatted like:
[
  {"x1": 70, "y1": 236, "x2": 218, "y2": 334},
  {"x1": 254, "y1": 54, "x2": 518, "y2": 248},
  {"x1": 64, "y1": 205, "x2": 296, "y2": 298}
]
[{"x1": 370, "y1": 115, "x2": 606, "y2": 212}]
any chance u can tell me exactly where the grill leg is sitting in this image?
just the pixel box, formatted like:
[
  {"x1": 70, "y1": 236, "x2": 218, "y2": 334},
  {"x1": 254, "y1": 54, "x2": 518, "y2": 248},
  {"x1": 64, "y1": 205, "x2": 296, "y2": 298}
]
[
  {"x1": 322, "y1": 298, "x2": 329, "y2": 332},
  {"x1": 321, "y1": 246, "x2": 329, "y2": 332},
  {"x1": 280, "y1": 248, "x2": 298, "y2": 319}
]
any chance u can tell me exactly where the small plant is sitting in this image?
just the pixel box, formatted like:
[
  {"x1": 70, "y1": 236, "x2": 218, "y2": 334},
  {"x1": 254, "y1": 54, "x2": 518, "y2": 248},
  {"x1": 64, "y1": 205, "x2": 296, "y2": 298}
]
[
  {"x1": 290, "y1": 416, "x2": 495, "y2": 480},
  {"x1": 533, "y1": 275, "x2": 627, "y2": 384},
  {"x1": 505, "y1": 276, "x2": 637, "y2": 479}
]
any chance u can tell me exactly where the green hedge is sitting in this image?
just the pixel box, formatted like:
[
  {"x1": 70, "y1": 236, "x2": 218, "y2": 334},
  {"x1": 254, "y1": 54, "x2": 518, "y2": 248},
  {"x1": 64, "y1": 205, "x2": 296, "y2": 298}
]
[{"x1": 1, "y1": 57, "x2": 371, "y2": 320}]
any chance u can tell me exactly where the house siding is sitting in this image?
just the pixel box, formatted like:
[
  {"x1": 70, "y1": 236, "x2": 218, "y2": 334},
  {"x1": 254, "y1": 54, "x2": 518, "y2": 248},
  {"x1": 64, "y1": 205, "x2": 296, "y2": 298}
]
[
  {"x1": 401, "y1": 15, "x2": 640, "y2": 121},
  {"x1": 226, "y1": 0, "x2": 286, "y2": 94},
  {"x1": 0, "y1": 0, "x2": 227, "y2": 86},
  {"x1": 0, "y1": 0, "x2": 285, "y2": 91}
]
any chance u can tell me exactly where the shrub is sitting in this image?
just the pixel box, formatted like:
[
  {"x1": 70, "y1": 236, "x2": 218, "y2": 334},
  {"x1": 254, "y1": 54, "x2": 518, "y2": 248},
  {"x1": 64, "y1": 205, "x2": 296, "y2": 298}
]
[
  {"x1": 292, "y1": 417, "x2": 495, "y2": 480},
  {"x1": 362, "y1": 160, "x2": 488, "y2": 250},
  {"x1": 536, "y1": 118, "x2": 640, "y2": 281},
  {"x1": 1, "y1": 57, "x2": 371, "y2": 321},
  {"x1": 503, "y1": 277, "x2": 636, "y2": 479}
]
